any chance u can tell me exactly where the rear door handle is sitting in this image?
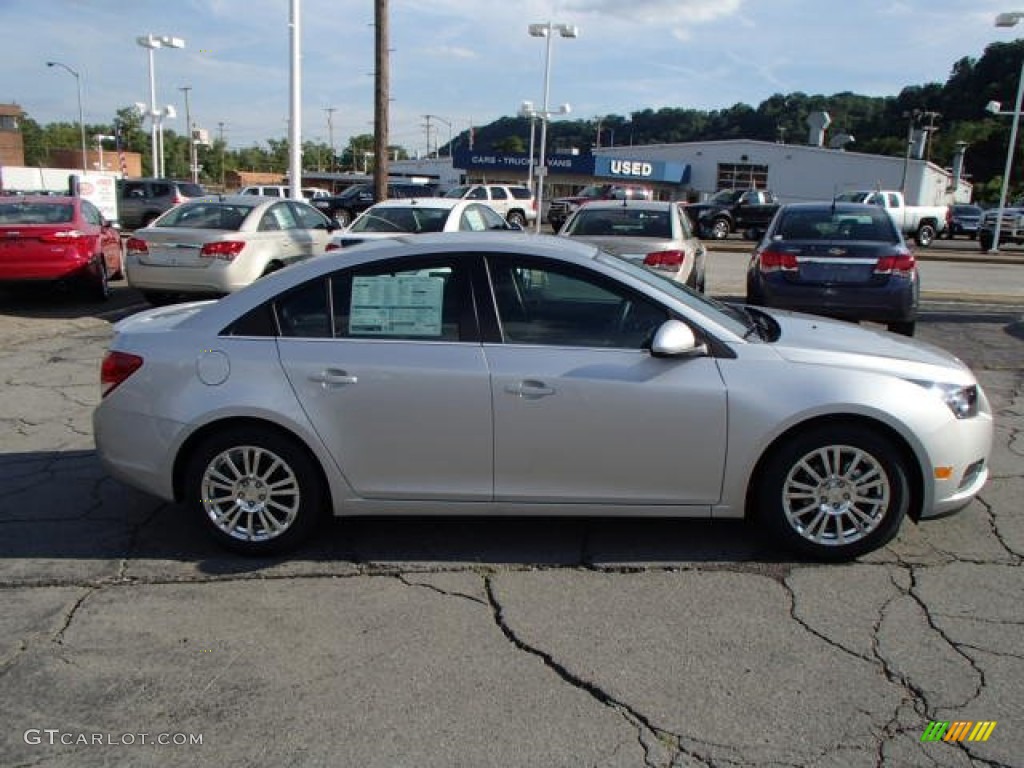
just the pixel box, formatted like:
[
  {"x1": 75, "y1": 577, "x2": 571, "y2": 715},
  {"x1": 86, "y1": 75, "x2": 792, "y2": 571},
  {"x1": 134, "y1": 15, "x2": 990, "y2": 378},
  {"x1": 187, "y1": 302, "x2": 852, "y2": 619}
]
[
  {"x1": 309, "y1": 368, "x2": 358, "y2": 389},
  {"x1": 504, "y1": 380, "x2": 555, "y2": 399}
]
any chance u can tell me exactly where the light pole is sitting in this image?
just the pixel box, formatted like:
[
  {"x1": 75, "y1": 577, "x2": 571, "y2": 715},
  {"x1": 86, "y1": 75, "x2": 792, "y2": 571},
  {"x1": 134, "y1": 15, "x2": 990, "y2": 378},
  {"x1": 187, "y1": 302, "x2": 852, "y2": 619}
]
[
  {"x1": 424, "y1": 114, "x2": 452, "y2": 157},
  {"x1": 94, "y1": 134, "x2": 115, "y2": 171},
  {"x1": 528, "y1": 21, "x2": 578, "y2": 233},
  {"x1": 988, "y1": 12, "x2": 1024, "y2": 253},
  {"x1": 519, "y1": 101, "x2": 538, "y2": 197},
  {"x1": 137, "y1": 34, "x2": 185, "y2": 177},
  {"x1": 46, "y1": 61, "x2": 87, "y2": 173}
]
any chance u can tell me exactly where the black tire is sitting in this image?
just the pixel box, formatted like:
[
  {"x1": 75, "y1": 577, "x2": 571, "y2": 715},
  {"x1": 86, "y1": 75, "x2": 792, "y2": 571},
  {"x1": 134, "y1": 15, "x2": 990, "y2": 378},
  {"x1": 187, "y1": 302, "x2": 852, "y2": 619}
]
[
  {"x1": 333, "y1": 209, "x2": 353, "y2": 228},
  {"x1": 141, "y1": 291, "x2": 176, "y2": 306},
  {"x1": 506, "y1": 210, "x2": 526, "y2": 228},
  {"x1": 887, "y1": 320, "x2": 916, "y2": 336},
  {"x1": 185, "y1": 426, "x2": 325, "y2": 555},
  {"x1": 978, "y1": 233, "x2": 993, "y2": 251},
  {"x1": 88, "y1": 256, "x2": 111, "y2": 302},
  {"x1": 753, "y1": 424, "x2": 909, "y2": 561},
  {"x1": 708, "y1": 217, "x2": 730, "y2": 240},
  {"x1": 914, "y1": 223, "x2": 936, "y2": 247}
]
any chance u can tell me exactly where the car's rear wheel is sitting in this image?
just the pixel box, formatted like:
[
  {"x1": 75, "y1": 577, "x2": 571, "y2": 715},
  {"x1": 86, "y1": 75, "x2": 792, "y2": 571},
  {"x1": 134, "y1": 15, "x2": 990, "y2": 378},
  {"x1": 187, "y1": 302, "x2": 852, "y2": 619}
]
[
  {"x1": 754, "y1": 424, "x2": 909, "y2": 561},
  {"x1": 708, "y1": 218, "x2": 730, "y2": 240},
  {"x1": 185, "y1": 426, "x2": 325, "y2": 555},
  {"x1": 915, "y1": 223, "x2": 936, "y2": 247},
  {"x1": 506, "y1": 210, "x2": 526, "y2": 228},
  {"x1": 887, "y1": 320, "x2": 916, "y2": 336},
  {"x1": 88, "y1": 256, "x2": 111, "y2": 302},
  {"x1": 142, "y1": 291, "x2": 176, "y2": 306},
  {"x1": 333, "y1": 209, "x2": 353, "y2": 228}
]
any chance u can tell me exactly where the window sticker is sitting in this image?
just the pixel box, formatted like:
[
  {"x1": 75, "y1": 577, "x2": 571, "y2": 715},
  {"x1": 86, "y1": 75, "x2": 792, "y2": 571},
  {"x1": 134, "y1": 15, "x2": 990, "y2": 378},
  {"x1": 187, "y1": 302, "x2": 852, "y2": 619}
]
[{"x1": 350, "y1": 275, "x2": 444, "y2": 336}]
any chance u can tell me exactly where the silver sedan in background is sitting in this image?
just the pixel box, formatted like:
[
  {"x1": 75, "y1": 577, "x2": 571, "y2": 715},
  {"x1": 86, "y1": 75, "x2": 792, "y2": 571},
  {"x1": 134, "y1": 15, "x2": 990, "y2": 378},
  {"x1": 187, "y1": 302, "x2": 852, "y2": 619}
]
[
  {"x1": 124, "y1": 195, "x2": 337, "y2": 305},
  {"x1": 559, "y1": 200, "x2": 707, "y2": 291},
  {"x1": 94, "y1": 233, "x2": 992, "y2": 561}
]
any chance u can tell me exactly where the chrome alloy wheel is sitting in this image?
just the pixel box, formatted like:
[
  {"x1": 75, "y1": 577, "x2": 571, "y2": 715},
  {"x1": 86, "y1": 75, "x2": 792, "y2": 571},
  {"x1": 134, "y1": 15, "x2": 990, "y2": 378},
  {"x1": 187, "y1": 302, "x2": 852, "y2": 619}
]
[
  {"x1": 781, "y1": 445, "x2": 891, "y2": 547},
  {"x1": 200, "y1": 445, "x2": 301, "y2": 542}
]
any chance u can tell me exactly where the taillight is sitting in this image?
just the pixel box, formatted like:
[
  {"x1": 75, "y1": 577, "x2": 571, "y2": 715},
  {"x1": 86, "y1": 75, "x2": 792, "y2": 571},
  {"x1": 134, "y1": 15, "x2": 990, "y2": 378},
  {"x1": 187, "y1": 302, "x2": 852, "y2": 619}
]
[
  {"x1": 100, "y1": 351, "x2": 144, "y2": 397},
  {"x1": 172, "y1": 192, "x2": 186, "y2": 205},
  {"x1": 758, "y1": 248, "x2": 799, "y2": 272},
  {"x1": 325, "y1": 242, "x2": 343, "y2": 252},
  {"x1": 874, "y1": 251, "x2": 916, "y2": 277},
  {"x1": 200, "y1": 241, "x2": 246, "y2": 260},
  {"x1": 644, "y1": 250, "x2": 685, "y2": 268},
  {"x1": 39, "y1": 230, "x2": 87, "y2": 243},
  {"x1": 125, "y1": 237, "x2": 149, "y2": 254}
]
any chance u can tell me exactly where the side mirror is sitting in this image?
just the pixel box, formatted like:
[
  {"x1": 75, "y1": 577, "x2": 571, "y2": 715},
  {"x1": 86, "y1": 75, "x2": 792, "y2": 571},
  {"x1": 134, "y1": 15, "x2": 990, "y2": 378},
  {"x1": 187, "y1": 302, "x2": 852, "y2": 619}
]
[{"x1": 650, "y1": 319, "x2": 707, "y2": 358}]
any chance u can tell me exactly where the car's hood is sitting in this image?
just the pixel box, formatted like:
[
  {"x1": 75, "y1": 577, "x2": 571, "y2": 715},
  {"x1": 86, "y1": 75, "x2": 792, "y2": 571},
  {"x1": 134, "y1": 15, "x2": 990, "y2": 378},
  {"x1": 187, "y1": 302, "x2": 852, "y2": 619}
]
[{"x1": 760, "y1": 308, "x2": 974, "y2": 382}]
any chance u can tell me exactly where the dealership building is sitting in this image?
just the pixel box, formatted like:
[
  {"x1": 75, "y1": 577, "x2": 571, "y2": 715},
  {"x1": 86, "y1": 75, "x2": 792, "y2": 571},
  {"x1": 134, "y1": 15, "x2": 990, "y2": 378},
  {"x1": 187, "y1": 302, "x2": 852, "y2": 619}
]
[{"x1": 388, "y1": 122, "x2": 972, "y2": 210}]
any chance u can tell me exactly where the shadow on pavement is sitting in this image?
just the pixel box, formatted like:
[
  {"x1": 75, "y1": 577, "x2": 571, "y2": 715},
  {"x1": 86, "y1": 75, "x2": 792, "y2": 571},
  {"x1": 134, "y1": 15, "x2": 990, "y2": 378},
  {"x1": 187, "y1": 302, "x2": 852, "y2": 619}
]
[{"x1": 0, "y1": 449, "x2": 790, "y2": 576}]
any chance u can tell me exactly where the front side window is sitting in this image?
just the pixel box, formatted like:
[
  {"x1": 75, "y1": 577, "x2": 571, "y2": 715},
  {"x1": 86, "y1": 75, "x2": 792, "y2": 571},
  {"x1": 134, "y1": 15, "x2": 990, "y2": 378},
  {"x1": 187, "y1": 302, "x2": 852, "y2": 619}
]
[
  {"x1": 273, "y1": 257, "x2": 471, "y2": 341},
  {"x1": 289, "y1": 202, "x2": 330, "y2": 230},
  {"x1": 460, "y1": 204, "x2": 507, "y2": 232},
  {"x1": 487, "y1": 257, "x2": 668, "y2": 349},
  {"x1": 489, "y1": 187, "x2": 509, "y2": 200},
  {"x1": 259, "y1": 203, "x2": 299, "y2": 231}
]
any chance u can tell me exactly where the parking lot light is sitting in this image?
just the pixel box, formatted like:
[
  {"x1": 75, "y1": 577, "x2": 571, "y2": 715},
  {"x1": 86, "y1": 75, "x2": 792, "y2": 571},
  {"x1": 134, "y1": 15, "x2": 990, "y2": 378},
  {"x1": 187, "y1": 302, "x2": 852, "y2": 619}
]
[
  {"x1": 137, "y1": 34, "x2": 186, "y2": 178},
  {"x1": 46, "y1": 61, "x2": 87, "y2": 173},
  {"x1": 528, "y1": 21, "x2": 578, "y2": 233},
  {"x1": 990, "y1": 12, "x2": 1024, "y2": 253}
]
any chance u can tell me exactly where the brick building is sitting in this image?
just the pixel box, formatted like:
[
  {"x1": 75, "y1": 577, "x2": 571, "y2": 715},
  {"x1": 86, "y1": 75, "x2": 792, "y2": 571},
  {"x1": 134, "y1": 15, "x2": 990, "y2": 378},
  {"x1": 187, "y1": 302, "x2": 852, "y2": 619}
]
[{"x1": 0, "y1": 104, "x2": 26, "y2": 166}]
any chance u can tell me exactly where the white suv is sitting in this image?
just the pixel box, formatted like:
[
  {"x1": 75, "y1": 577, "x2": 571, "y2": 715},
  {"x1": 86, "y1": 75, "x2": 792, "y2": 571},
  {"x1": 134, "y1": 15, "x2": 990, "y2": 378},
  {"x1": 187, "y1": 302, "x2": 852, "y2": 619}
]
[
  {"x1": 443, "y1": 184, "x2": 536, "y2": 228},
  {"x1": 239, "y1": 185, "x2": 329, "y2": 200}
]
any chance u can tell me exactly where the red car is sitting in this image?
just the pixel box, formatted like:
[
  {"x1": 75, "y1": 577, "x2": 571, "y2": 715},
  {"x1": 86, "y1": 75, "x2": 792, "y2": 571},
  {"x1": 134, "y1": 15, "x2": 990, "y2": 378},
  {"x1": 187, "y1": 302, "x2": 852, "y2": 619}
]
[{"x1": 0, "y1": 195, "x2": 123, "y2": 300}]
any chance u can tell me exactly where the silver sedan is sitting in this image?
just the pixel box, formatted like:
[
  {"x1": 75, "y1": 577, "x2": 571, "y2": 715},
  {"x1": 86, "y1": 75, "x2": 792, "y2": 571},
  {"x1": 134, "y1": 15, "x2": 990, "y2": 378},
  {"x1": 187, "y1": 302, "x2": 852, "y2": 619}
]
[
  {"x1": 559, "y1": 200, "x2": 706, "y2": 291},
  {"x1": 125, "y1": 195, "x2": 337, "y2": 304},
  {"x1": 94, "y1": 233, "x2": 992, "y2": 560}
]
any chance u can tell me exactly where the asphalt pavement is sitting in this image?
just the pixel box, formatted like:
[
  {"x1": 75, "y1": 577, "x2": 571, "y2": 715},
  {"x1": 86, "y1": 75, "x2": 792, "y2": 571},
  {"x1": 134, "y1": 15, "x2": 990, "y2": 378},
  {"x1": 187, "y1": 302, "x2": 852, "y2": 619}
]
[{"x1": 0, "y1": 262, "x2": 1021, "y2": 767}]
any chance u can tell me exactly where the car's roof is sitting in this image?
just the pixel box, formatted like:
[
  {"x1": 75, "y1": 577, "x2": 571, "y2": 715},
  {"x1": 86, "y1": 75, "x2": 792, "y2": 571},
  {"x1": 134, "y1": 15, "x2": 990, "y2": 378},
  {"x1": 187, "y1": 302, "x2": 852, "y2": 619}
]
[
  {"x1": 571, "y1": 200, "x2": 678, "y2": 212},
  {"x1": 782, "y1": 201, "x2": 880, "y2": 212},
  {"x1": 366, "y1": 197, "x2": 465, "y2": 210}
]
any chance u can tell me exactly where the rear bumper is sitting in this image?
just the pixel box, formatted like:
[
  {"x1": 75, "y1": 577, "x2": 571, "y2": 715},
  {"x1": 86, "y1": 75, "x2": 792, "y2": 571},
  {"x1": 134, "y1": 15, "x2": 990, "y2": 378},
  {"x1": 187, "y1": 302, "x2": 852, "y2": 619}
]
[
  {"x1": 125, "y1": 258, "x2": 259, "y2": 295},
  {"x1": 758, "y1": 277, "x2": 918, "y2": 323},
  {"x1": 0, "y1": 254, "x2": 96, "y2": 284}
]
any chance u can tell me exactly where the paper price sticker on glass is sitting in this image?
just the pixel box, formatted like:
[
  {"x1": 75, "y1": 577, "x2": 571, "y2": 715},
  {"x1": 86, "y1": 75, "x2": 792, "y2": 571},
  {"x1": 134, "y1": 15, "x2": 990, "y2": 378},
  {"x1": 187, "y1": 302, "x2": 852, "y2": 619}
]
[{"x1": 350, "y1": 275, "x2": 444, "y2": 336}]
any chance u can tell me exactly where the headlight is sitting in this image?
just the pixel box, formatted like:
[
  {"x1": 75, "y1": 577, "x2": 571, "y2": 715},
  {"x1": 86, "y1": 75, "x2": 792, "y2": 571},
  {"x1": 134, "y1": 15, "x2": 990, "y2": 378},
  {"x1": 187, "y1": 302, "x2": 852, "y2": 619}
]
[{"x1": 914, "y1": 381, "x2": 979, "y2": 419}]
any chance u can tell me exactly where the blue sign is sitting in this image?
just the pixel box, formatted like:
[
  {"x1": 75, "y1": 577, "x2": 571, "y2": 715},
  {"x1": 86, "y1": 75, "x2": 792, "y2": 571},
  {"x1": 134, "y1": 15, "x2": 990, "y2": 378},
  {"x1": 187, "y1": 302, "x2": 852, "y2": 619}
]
[
  {"x1": 453, "y1": 149, "x2": 593, "y2": 175},
  {"x1": 593, "y1": 156, "x2": 690, "y2": 184},
  {"x1": 453, "y1": 149, "x2": 689, "y2": 184}
]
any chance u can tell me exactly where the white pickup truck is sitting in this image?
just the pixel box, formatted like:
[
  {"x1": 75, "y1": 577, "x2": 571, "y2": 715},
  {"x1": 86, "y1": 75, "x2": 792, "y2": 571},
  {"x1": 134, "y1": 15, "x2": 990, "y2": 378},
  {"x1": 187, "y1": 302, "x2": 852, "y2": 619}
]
[{"x1": 834, "y1": 190, "x2": 948, "y2": 247}]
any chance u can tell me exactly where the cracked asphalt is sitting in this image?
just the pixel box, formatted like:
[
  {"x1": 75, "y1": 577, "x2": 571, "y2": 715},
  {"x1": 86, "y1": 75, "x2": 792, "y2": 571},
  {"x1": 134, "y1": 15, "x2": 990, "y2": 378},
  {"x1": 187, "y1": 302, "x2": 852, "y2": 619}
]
[{"x1": 0, "y1": 286, "x2": 1022, "y2": 768}]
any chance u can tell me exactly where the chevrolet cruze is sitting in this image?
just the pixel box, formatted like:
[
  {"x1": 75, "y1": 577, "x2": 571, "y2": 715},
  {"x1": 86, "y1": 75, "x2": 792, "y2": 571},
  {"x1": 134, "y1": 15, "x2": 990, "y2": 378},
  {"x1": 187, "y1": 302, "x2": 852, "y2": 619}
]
[{"x1": 94, "y1": 233, "x2": 992, "y2": 560}]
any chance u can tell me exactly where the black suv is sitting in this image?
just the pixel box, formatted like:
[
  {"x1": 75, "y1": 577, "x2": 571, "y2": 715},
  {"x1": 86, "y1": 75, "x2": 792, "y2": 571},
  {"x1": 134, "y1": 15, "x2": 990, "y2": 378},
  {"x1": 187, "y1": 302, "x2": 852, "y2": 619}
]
[
  {"x1": 117, "y1": 178, "x2": 207, "y2": 230},
  {"x1": 311, "y1": 183, "x2": 431, "y2": 227}
]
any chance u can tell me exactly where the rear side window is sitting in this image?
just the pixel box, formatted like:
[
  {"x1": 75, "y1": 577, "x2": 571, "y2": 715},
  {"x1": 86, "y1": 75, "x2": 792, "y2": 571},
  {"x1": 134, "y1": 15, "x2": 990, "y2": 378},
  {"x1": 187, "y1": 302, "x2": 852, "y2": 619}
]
[
  {"x1": 489, "y1": 187, "x2": 509, "y2": 200},
  {"x1": 510, "y1": 187, "x2": 532, "y2": 200},
  {"x1": 177, "y1": 183, "x2": 205, "y2": 197}
]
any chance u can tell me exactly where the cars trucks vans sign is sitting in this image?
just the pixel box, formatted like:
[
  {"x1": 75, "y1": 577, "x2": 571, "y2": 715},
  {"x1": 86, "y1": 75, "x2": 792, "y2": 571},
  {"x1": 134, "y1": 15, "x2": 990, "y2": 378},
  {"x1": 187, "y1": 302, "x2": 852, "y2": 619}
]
[{"x1": 453, "y1": 150, "x2": 690, "y2": 184}]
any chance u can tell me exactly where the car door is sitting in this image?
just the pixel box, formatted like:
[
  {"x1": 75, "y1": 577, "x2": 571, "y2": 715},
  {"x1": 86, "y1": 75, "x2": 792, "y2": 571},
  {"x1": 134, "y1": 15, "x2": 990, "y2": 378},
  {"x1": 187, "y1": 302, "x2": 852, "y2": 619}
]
[
  {"x1": 287, "y1": 201, "x2": 333, "y2": 255},
  {"x1": 81, "y1": 200, "x2": 122, "y2": 275},
  {"x1": 482, "y1": 255, "x2": 728, "y2": 506},
  {"x1": 275, "y1": 255, "x2": 493, "y2": 500}
]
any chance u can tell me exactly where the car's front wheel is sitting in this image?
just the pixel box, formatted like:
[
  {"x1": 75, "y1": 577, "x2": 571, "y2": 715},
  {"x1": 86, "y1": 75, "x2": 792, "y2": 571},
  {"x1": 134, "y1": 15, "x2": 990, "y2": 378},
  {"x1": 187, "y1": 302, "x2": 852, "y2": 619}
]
[
  {"x1": 754, "y1": 424, "x2": 909, "y2": 561},
  {"x1": 185, "y1": 426, "x2": 326, "y2": 555},
  {"x1": 333, "y1": 209, "x2": 353, "y2": 228},
  {"x1": 707, "y1": 217, "x2": 730, "y2": 240}
]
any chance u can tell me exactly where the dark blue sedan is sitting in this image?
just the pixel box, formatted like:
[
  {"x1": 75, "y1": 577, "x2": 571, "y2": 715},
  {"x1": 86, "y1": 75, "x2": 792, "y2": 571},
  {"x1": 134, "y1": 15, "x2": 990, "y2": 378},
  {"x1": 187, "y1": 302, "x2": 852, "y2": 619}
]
[{"x1": 745, "y1": 202, "x2": 919, "y2": 336}]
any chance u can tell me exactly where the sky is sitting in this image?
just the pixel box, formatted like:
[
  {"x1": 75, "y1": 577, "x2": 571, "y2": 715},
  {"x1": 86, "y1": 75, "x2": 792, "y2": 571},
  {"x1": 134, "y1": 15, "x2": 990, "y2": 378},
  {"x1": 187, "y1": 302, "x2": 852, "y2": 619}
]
[{"x1": 0, "y1": 0, "x2": 1017, "y2": 156}]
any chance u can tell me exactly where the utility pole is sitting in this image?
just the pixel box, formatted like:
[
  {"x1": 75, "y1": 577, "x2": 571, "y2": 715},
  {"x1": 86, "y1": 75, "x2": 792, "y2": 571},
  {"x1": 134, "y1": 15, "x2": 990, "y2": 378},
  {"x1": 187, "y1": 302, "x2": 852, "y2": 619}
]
[
  {"x1": 325, "y1": 107, "x2": 336, "y2": 171},
  {"x1": 373, "y1": 0, "x2": 389, "y2": 199},
  {"x1": 423, "y1": 114, "x2": 433, "y2": 157}
]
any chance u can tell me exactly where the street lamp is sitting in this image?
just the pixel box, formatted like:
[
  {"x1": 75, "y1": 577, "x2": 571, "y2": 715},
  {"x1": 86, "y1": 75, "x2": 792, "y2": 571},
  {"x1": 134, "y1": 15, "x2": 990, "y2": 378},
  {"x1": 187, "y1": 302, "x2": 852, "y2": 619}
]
[
  {"x1": 46, "y1": 61, "x2": 87, "y2": 173},
  {"x1": 519, "y1": 100, "x2": 570, "y2": 203},
  {"x1": 988, "y1": 12, "x2": 1024, "y2": 253},
  {"x1": 137, "y1": 34, "x2": 185, "y2": 177},
  {"x1": 94, "y1": 134, "x2": 115, "y2": 171},
  {"x1": 528, "y1": 21, "x2": 578, "y2": 233}
]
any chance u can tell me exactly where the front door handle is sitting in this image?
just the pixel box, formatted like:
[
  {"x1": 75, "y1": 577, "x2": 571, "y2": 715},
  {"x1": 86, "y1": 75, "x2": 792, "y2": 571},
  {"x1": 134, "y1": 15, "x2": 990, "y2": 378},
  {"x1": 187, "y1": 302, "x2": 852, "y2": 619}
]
[
  {"x1": 504, "y1": 379, "x2": 555, "y2": 399},
  {"x1": 309, "y1": 368, "x2": 358, "y2": 389}
]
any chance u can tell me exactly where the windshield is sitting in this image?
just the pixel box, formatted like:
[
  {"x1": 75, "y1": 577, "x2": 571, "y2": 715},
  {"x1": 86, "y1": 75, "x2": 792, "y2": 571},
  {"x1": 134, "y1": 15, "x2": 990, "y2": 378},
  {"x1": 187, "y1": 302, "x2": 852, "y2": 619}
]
[
  {"x1": 576, "y1": 184, "x2": 610, "y2": 200},
  {"x1": 0, "y1": 202, "x2": 73, "y2": 224},
  {"x1": 596, "y1": 252, "x2": 751, "y2": 337},
  {"x1": 443, "y1": 186, "x2": 469, "y2": 199},
  {"x1": 156, "y1": 202, "x2": 253, "y2": 230},
  {"x1": 350, "y1": 206, "x2": 450, "y2": 233},
  {"x1": 833, "y1": 192, "x2": 871, "y2": 204}
]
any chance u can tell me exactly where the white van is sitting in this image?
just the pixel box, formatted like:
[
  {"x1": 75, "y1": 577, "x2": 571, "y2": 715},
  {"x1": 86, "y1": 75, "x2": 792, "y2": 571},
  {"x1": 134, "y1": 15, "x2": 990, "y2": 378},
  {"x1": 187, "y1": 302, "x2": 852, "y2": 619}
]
[{"x1": 238, "y1": 185, "x2": 329, "y2": 200}]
